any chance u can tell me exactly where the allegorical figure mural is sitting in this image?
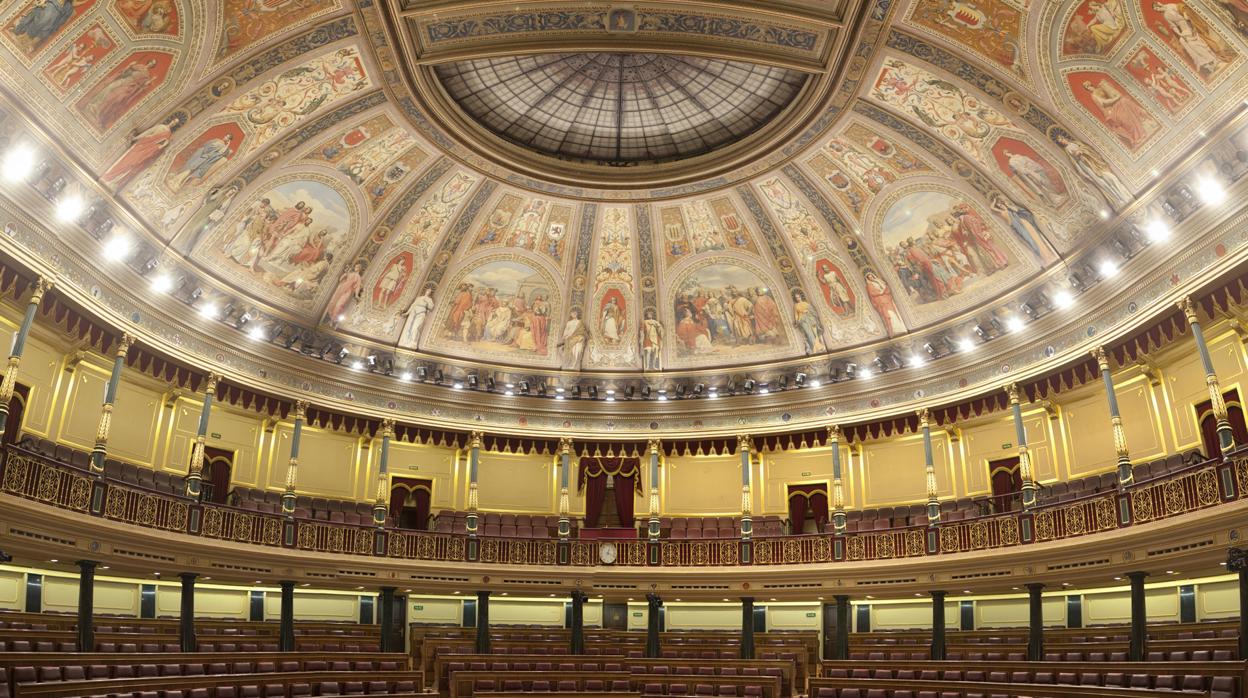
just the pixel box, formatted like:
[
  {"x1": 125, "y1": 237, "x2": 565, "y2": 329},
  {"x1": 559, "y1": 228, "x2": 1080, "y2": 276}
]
[{"x1": 670, "y1": 263, "x2": 789, "y2": 359}]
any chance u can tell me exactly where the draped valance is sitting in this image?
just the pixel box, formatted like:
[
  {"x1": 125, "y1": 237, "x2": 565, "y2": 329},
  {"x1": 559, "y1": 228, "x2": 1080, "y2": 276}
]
[{"x1": 578, "y1": 456, "x2": 643, "y2": 495}]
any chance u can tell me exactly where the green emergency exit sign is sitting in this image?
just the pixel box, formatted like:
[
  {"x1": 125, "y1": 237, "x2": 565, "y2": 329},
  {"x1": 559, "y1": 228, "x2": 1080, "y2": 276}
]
[
  {"x1": 413, "y1": 605, "x2": 424, "y2": 611},
  {"x1": 805, "y1": 612, "x2": 816, "y2": 618},
  {"x1": 632, "y1": 612, "x2": 643, "y2": 617}
]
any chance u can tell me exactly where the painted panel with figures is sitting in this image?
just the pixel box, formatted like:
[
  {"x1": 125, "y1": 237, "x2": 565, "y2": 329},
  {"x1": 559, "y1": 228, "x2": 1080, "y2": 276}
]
[
  {"x1": 667, "y1": 261, "x2": 794, "y2": 364},
  {"x1": 306, "y1": 113, "x2": 430, "y2": 212},
  {"x1": 657, "y1": 197, "x2": 759, "y2": 266},
  {"x1": 200, "y1": 175, "x2": 358, "y2": 313},
  {"x1": 428, "y1": 258, "x2": 561, "y2": 365},
  {"x1": 212, "y1": 0, "x2": 341, "y2": 68},
  {"x1": 802, "y1": 121, "x2": 931, "y2": 220},
  {"x1": 2, "y1": 0, "x2": 99, "y2": 61},
  {"x1": 586, "y1": 205, "x2": 639, "y2": 369},
  {"x1": 907, "y1": 0, "x2": 1028, "y2": 78}
]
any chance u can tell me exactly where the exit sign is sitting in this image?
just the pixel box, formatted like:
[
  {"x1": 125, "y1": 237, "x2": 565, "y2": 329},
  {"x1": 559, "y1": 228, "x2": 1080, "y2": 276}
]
[
  {"x1": 1001, "y1": 443, "x2": 1012, "y2": 449},
  {"x1": 412, "y1": 605, "x2": 424, "y2": 611},
  {"x1": 801, "y1": 471, "x2": 811, "y2": 477},
  {"x1": 211, "y1": 432, "x2": 222, "y2": 439},
  {"x1": 632, "y1": 611, "x2": 643, "y2": 617},
  {"x1": 805, "y1": 612, "x2": 816, "y2": 618}
]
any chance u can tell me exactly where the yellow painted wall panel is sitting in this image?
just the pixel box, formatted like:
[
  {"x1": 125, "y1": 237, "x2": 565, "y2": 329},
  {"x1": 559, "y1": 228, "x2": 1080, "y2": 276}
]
[
  {"x1": 766, "y1": 604, "x2": 820, "y2": 631},
  {"x1": 860, "y1": 430, "x2": 954, "y2": 507},
  {"x1": 870, "y1": 602, "x2": 957, "y2": 631},
  {"x1": 410, "y1": 598, "x2": 462, "y2": 625},
  {"x1": 476, "y1": 452, "x2": 555, "y2": 513},
  {"x1": 960, "y1": 418, "x2": 1017, "y2": 497},
  {"x1": 268, "y1": 425, "x2": 361, "y2": 499},
  {"x1": 381, "y1": 441, "x2": 457, "y2": 509},
  {"x1": 264, "y1": 592, "x2": 357, "y2": 621},
  {"x1": 14, "y1": 338, "x2": 62, "y2": 437},
  {"x1": 1117, "y1": 380, "x2": 1167, "y2": 463},
  {"x1": 166, "y1": 399, "x2": 264, "y2": 485},
  {"x1": 974, "y1": 598, "x2": 1026, "y2": 628},
  {"x1": 665, "y1": 605, "x2": 738, "y2": 630},
  {"x1": 1196, "y1": 579, "x2": 1239, "y2": 619},
  {"x1": 760, "y1": 448, "x2": 841, "y2": 515},
  {"x1": 42, "y1": 576, "x2": 79, "y2": 614},
  {"x1": 0, "y1": 570, "x2": 23, "y2": 610},
  {"x1": 152, "y1": 586, "x2": 250, "y2": 619},
  {"x1": 58, "y1": 364, "x2": 162, "y2": 466},
  {"x1": 662, "y1": 455, "x2": 741, "y2": 515},
  {"x1": 491, "y1": 599, "x2": 564, "y2": 626}
]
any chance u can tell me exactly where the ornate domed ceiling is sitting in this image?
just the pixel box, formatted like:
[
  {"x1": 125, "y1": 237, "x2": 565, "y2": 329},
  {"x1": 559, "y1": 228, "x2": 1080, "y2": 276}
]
[
  {"x1": 434, "y1": 53, "x2": 808, "y2": 166},
  {"x1": 0, "y1": 0, "x2": 1246, "y2": 435}
]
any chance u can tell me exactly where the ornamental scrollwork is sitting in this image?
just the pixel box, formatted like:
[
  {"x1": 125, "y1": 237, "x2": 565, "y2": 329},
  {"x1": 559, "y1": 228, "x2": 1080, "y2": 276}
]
[
  {"x1": 1034, "y1": 511, "x2": 1054, "y2": 541},
  {"x1": 262, "y1": 518, "x2": 282, "y2": 546},
  {"x1": 1065, "y1": 504, "x2": 1087, "y2": 535},
  {"x1": 969, "y1": 521, "x2": 988, "y2": 549},
  {"x1": 2, "y1": 455, "x2": 28, "y2": 492},
  {"x1": 999, "y1": 517, "x2": 1019, "y2": 546},
  {"x1": 812, "y1": 536, "x2": 831, "y2": 562},
  {"x1": 1163, "y1": 480, "x2": 1186, "y2": 515},
  {"x1": 67, "y1": 476, "x2": 90, "y2": 512},
  {"x1": 1132, "y1": 491, "x2": 1155, "y2": 523},
  {"x1": 905, "y1": 529, "x2": 926, "y2": 556},
  {"x1": 201, "y1": 507, "x2": 223, "y2": 537},
  {"x1": 36, "y1": 468, "x2": 59, "y2": 502},
  {"x1": 718, "y1": 541, "x2": 738, "y2": 565},
  {"x1": 104, "y1": 488, "x2": 127, "y2": 520},
  {"x1": 1094, "y1": 498, "x2": 1116, "y2": 531},
  {"x1": 1196, "y1": 470, "x2": 1219, "y2": 506},
  {"x1": 939, "y1": 527, "x2": 959, "y2": 554},
  {"x1": 846, "y1": 535, "x2": 865, "y2": 561}
]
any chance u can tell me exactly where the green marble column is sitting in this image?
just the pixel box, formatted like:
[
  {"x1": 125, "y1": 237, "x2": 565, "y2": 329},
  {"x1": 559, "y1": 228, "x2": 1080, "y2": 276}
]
[
  {"x1": 185, "y1": 373, "x2": 220, "y2": 498},
  {"x1": 91, "y1": 334, "x2": 134, "y2": 472},
  {"x1": 0, "y1": 278, "x2": 49, "y2": 442},
  {"x1": 280, "y1": 401, "x2": 307, "y2": 515}
]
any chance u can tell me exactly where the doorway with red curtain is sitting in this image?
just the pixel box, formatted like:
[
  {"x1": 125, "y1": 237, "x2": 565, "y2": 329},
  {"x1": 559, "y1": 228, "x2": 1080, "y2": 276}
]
[
  {"x1": 390, "y1": 477, "x2": 432, "y2": 530},
  {"x1": 786, "y1": 484, "x2": 829, "y2": 534},
  {"x1": 200, "y1": 447, "x2": 234, "y2": 505},
  {"x1": 578, "y1": 457, "x2": 641, "y2": 528},
  {"x1": 1195, "y1": 389, "x2": 1248, "y2": 460},
  {"x1": 3, "y1": 383, "x2": 28, "y2": 444},
  {"x1": 988, "y1": 456, "x2": 1022, "y2": 513}
]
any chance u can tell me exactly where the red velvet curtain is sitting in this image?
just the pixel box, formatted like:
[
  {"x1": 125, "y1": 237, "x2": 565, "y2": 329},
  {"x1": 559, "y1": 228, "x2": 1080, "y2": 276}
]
[
  {"x1": 208, "y1": 459, "x2": 231, "y2": 505},
  {"x1": 787, "y1": 484, "x2": 828, "y2": 534},
  {"x1": 787, "y1": 494, "x2": 808, "y2": 535},
  {"x1": 1195, "y1": 390, "x2": 1248, "y2": 459},
  {"x1": 989, "y1": 458, "x2": 1022, "y2": 513},
  {"x1": 614, "y1": 472, "x2": 636, "y2": 527},
  {"x1": 390, "y1": 477, "x2": 432, "y2": 529},
  {"x1": 583, "y1": 474, "x2": 607, "y2": 528},
  {"x1": 809, "y1": 490, "x2": 829, "y2": 531}
]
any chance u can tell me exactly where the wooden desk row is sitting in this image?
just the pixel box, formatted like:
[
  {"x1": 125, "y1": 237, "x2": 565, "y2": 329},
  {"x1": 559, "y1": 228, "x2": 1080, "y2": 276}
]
[
  {"x1": 433, "y1": 655, "x2": 798, "y2": 696},
  {"x1": 15, "y1": 671, "x2": 425, "y2": 698},
  {"x1": 447, "y1": 672, "x2": 782, "y2": 698}
]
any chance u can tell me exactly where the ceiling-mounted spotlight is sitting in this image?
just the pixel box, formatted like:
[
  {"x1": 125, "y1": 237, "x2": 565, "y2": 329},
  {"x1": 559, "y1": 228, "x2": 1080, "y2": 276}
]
[
  {"x1": 334, "y1": 347, "x2": 348, "y2": 364},
  {"x1": 742, "y1": 379, "x2": 756, "y2": 394},
  {"x1": 988, "y1": 317, "x2": 1003, "y2": 334},
  {"x1": 570, "y1": 385, "x2": 581, "y2": 398},
  {"x1": 693, "y1": 383, "x2": 704, "y2": 396},
  {"x1": 538, "y1": 383, "x2": 549, "y2": 396},
  {"x1": 417, "y1": 366, "x2": 429, "y2": 381},
  {"x1": 234, "y1": 311, "x2": 253, "y2": 330},
  {"x1": 518, "y1": 380, "x2": 529, "y2": 394},
  {"x1": 467, "y1": 375, "x2": 478, "y2": 390},
  {"x1": 625, "y1": 385, "x2": 635, "y2": 399},
  {"x1": 432, "y1": 370, "x2": 444, "y2": 384},
  {"x1": 381, "y1": 358, "x2": 394, "y2": 376},
  {"x1": 282, "y1": 332, "x2": 298, "y2": 350},
  {"x1": 794, "y1": 372, "x2": 806, "y2": 388},
  {"x1": 973, "y1": 323, "x2": 989, "y2": 341},
  {"x1": 872, "y1": 356, "x2": 887, "y2": 373},
  {"x1": 1067, "y1": 271, "x2": 1086, "y2": 292},
  {"x1": 485, "y1": 376, "x2": 495, "y2": 391},
  {"x1": 189, "y1": 287, "x2": 203, "y2": 302},
  {"x1": 844, "y1": 363, "x2": 857, "y2": 380},
  {"x1": 641, "y1": 385, "x2": 652, "y2": 399},
  {"x1": 1112, "y1": 236, "x2": 1134, "y2": 259},
  {"x1": 1020, "y1": 302, "x2": 1038, "y2": 320},
  {"x1": 587, "y1": 385, "x2": 597, "y2": 399},
  {"x1": 923, "y1": 342, "x2": 938, "y2": 358},
  {"x1": 366, "y1": 355, "x2": 378, "y2": 371}
]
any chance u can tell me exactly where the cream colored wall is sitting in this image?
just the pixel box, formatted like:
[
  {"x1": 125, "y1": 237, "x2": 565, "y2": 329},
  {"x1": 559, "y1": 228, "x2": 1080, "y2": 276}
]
[
  {"x1": 662, "y1": 454, "x2": 743, "y2": 515},
  {"x1": 410, "y1": 597, "x2": 463, "y2": 625},
  {"x1": 263, "y1": 591, "x2": 359, "y2": 622},
  {"x1": 4, "y1": 300, "x2": 1247, "y2": 511},
  {"x1": 0, "y1": 569, "x2": 23, "y2": 612},
  {"x1": 766, "y1": 603, "x2": 821, "y2": 631}
]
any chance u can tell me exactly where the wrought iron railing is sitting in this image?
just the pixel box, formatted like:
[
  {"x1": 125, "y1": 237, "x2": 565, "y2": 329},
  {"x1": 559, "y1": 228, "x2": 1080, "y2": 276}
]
[{"x1": 1, "y1": 446, "x2": 1243, "y2": 567}]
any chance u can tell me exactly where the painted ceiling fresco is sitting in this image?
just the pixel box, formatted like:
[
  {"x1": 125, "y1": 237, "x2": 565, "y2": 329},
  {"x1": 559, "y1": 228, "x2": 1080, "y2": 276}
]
[{"x1": 2, "y1": 0, "x2": 1247, "y2": 377}]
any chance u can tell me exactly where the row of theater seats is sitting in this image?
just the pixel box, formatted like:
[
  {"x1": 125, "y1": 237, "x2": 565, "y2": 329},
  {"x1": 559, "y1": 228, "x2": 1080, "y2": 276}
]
[
  {"x1": 432, "y1": 512, "x2": 557, "y2": 537},
  {"x1": 842, "y1": 499, "x2": 984, "y2": 532},
  {"x1": 665, "y1": 517, "x2": 783, "y2": 539},
  {"x1": 470, "y1": 679, "x2": 765, "y2": 696},
  {"x1": 0, "y1": 641, "x2": 381, "y2": 653},
  {"x1": 850, "y1": 649, "x2": 1235, "y2": 661},
  {"x1": 230, "y1": 488, "x2": 384, "y2": 525},
  {"x1": 11, "y1": 660, "x2": 404, "y2": 682},
  {"x1": 815, "y1": 668, "x2": 1237, "y2": 697},
  {"x1": 442, "y1": 661, "x2": 781, "y2": 679},
  {"x1": 1035, "y1": 451, "x2": 1201, "y2": 506}
]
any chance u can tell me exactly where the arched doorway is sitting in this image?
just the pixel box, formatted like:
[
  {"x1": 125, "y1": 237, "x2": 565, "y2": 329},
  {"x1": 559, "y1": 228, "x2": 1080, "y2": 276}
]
[
  {"x1": 4, "y1": 383, "x2": 29, "y2": 444},
  {"x1": 389, "y1": 478, "x2": 432, "y2": 530},
  {"x1": 200, "y1": 447, "x2": 234, "y2": 505},
  {"x1": 786, "y1": 483, "x2": 829, "y2": 534},
  {"x1": 1195, "y1": 389, "x2": 1248, "y2": 460},
  {"x1": 988, "y1": 456, "x2": 1023, "y2": 513}
]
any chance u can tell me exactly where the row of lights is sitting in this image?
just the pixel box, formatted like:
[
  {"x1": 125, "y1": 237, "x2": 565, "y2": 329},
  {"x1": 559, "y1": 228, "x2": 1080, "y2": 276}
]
[{"x1": 0, "y1": 140, "x2": 1227, "y2": 404}]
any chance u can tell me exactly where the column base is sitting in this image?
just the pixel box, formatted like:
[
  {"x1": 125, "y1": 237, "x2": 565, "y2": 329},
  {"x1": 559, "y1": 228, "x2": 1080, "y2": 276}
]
[
  {"x1": 184, "y1": 474, "x2": 202, "y2": 498},
  {"x1": 832, "y1": 511, "x2": 846, "y2": 536},
  {"x1": 1021, "y1": 483, "x2": 1037, "y2": 510},
  {"x1": 1116, "y1": 457, "x2": 1134, "y2": 489},
  {"x1": 280, "y1": 491, "x2": 296, "y2": 515},
  {"x1": 1216, "y1": 421, "x2": 1235, "y2": 460}
]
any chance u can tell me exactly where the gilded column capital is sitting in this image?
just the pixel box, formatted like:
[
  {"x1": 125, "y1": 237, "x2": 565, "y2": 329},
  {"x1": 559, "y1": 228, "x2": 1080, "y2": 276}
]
[
  {"x1": 559, "y1": 436, "x2": 573, "y2": 455},
  {"x1": 1178, "y1": 296, "x2": 1199, "y2": 325},
  {"x1": 826, "y1": 424, "x2": 841, "y2": 444},
  {"x1": 917, "y1": 408, "x2": 931, "y2": 429},
  {"x1": 647, "y1": 438, "x2": 661, "y2": 456},
  {"x1": 29, "y1": 277, "x2": 51, "y2": 305},
  {"x1": 737, "y1": 434, "x2": 752, "y2": 452},
  {"x1": 470, "y1": 430, "x2": 483, "y2": 449},
  {"x1": 203, "y1": 372, "x2": 221, "y2": 396},
  {"x1": 115, "y1": 332, "x2": 135, "y2": 357},
  {"x1": 1091, "y1": 346, "x2": 1110, "y2": 372},
  {"x1": 292, "y1": 400, "x2": 308, "y2": 422},
  {"x1": 380, "y1": 418, "x2": 395, "y2": 440},
  {"x1": 1006, "y1": 383, "x2": 1021, "y2": 405}
]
